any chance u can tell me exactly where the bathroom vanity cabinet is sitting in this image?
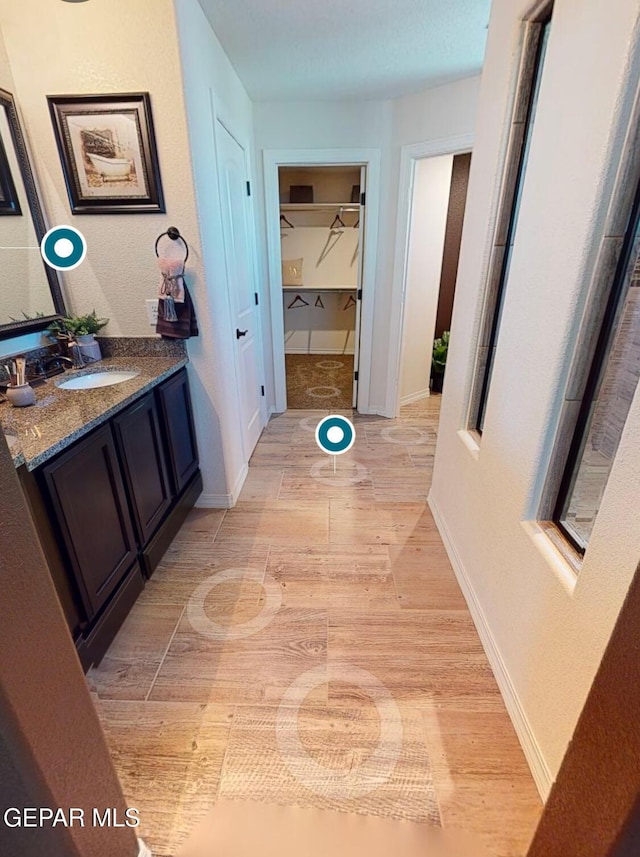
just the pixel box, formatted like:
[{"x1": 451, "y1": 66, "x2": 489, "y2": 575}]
[
  {"x1": 113, "y1": 392, "x2": 173, "y2": 546},
  {"x1": 20, "y1": 368, "x2": 202, "y2": 671},
  {"x1": 43, "y1": 423, "x2": 139, "y2": 619},
  {"x1": 155, "y1": 368, "x2": 199, "y2": 494}
]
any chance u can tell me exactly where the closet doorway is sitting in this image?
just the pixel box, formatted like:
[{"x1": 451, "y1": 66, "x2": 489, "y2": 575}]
[
  {"x1": 394, "y1": 144, "x2": 472, "y2": 411},
  {"x1": 264, "y1": 149, "x2": 380, "y2": 416},
  {"x1": 279, "y1": 165, "x2": 365, "y2": 409},
  {"x1": 384, "y1": 134, "x2": 473, "y2": 417}
]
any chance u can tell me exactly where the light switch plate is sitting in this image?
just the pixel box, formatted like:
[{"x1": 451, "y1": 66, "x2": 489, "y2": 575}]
[{"x1": 146, "y1": 299, "x2": 159, "y2": 326}]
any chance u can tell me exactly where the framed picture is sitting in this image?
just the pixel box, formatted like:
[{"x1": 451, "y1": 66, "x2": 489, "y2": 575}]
[
  {"x1": 0, "y1": 123, "x2": 21, "y2": 215},
  {"x1": 47, "y1": 92, "x2": 165, "y2": 214}
]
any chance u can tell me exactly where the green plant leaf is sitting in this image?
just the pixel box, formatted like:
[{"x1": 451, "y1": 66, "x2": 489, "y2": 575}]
[
  {"x1": 432, "y1": 330, "x2": 450, "y2": 373},
  {"x1": 47, "y1": 309, "x2": 109, "y2": 338}
]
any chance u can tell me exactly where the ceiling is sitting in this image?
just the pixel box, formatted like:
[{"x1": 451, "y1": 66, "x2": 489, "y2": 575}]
[{"x1": 197, "y1": 0, "x2": 490, "y2": 102}]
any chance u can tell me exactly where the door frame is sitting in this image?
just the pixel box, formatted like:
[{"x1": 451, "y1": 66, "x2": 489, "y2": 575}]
[
  {"x1": 263, "y1": 147, "x2": 381, "y2": 414},
  {"x1": 387, "y1": 133, "x2": 474, "y2": 417}
]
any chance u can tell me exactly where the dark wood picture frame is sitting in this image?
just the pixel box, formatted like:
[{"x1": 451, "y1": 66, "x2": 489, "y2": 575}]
[
  {"x1": 0, "y1": 123, "x2": 21, "y2": 216},
  {"x1": 47, "y1": 92, "x2": 165, "y2": 214}
]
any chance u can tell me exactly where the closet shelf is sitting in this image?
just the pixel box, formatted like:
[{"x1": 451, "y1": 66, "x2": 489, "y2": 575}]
[{"x1": 280, "y1": 203, "x2": 360, "y2": 212}]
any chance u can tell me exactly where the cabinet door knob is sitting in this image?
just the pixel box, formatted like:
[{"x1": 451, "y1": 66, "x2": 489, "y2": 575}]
[{"x1": 236, "y1": 328, "x2": 248, "y2": 339}]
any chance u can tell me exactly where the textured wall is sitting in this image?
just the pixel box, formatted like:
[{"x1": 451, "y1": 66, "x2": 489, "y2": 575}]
[
  {"x1": 0, "y1": 725, "x2": 72, "y2": 857},
  {"x1": 174, "y1": 0, "x2": 261, "y2": 504},
  {"x1": 253, "y1": 75, "x2": 481, "y2": 413},
  {"x1": 0, "y1": 0, "x2": 203, "y2": 338},
  {"x1": 391, "y1": 76, "x2": 481, "y2": 147},
  {"x1": 527, "y1": 562, "x2": 640, "y2": 856},
  {"x1": 430, "y1": 0, "x2": 640, "y2": 788}
]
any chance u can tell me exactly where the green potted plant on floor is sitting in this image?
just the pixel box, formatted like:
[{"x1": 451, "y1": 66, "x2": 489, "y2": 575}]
[
  {"x1": 48, "y1": 310, "x2": 109, "y2": 363},
  {"x1": 431, "y1": 330, "x2": 450, "y2": 394}
]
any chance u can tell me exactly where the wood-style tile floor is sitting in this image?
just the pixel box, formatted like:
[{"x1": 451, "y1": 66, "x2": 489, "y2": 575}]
[{"x1": 88, "y1": 397, "x2": 542, "y2": 857}]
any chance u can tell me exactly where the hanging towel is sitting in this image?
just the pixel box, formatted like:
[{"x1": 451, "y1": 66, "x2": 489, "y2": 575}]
[
  {"x1": 156, "y1": 282, "x2": 199, "y2": 339},
  {"x1": 155, "y1": 253, "x2": 198, "y2": 339},
  {"x1": 157, "y1": 257, "x2": 186, "y2": 321}
]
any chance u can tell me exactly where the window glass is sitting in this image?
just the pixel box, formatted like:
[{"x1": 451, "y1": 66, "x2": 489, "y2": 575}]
[{"x1": 556, "y1": 220, "x2": 640, "y2": 551}]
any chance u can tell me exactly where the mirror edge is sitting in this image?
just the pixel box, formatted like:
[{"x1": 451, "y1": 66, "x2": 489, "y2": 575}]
[{"x1": 0, "y1": 86, "x2": 66, "y2": 341}]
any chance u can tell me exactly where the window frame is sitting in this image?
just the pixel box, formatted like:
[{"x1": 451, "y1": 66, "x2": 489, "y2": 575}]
[
  {"x1": 469, "y1": 4, "x2": 553, "y2": 434},
  {"x1": 552, "y1": 178, "x2": 640, "y2": 555}
]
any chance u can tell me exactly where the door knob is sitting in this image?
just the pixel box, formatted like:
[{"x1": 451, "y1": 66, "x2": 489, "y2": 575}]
[{"x1": 236, "y1": 328, "x2": 248, "y2": 339}]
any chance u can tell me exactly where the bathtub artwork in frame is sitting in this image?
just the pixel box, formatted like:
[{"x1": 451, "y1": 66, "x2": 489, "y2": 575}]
[{"x1": 47, "y1": 92, "x2": 165, "y2": 214}]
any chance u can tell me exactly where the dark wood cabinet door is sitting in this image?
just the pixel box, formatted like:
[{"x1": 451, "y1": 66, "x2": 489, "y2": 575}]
[
  {"x1": 42, "y1": 424, "x2": 137, "y2": 619},
  {"x1": 156, "y1": 369, "x2": 199, "y2": 495},
  {"x1": 113, "y1": 392, "x2": 172, "y2": 546}
]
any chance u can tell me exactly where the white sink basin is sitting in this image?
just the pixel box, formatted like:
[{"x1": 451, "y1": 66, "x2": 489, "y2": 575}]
[{"x1": 57, "y1": 370, "x2": 140, "y2": 391}]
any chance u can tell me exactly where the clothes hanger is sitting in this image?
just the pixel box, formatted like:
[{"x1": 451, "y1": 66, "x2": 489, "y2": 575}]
[
  {"x1": 343, "y1": 294, "x2": 357, "y2": 310},
  {"x1": 330, "y1": 212, "x2": 346, "y2": 230},
  {"x1": 316, "y1": 229, "x2": 343, "y2": 265},
  {"x1": 315, "y1": 295, "x2": 325, "y2": 308},
  {"x1": 287, "y1": 293, "x2": 310, "y2": 309},
  {"x1": 280, "y1": 213, "x2": 295, "y2": 229}
]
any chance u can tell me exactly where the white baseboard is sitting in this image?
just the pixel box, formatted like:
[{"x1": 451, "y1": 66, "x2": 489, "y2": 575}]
[
  {"x1": 284, "y1": 348, "x2": 355, "y2": 355},
  {"x1": 356, "y1": 402, "x2": 390, "y2": 417},
  {"x1": 400, "y1": 388, "x2": 430, "y2": 406},
  {"x1": 196, "y1": 464, "x2": 249, "y2": 509},
  {"x1": 230, "y1": 463, "x2": 249, "y2": 504},
  {"x1": 428, "y1": 493, "x2": 554, "y2": 802}
]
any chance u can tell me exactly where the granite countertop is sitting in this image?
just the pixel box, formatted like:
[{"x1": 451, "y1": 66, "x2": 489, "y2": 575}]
[{"x1": 1, "y1": 354, "x2": 187, "y2": 471}]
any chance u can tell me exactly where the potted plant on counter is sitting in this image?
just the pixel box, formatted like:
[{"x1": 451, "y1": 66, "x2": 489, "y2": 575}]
[
  {"x1": 48, "y1": 310, "x2": 109, "y2": 364},
  {"x1": 431, "y1": 330, "x2": 450, "y2": 394}
]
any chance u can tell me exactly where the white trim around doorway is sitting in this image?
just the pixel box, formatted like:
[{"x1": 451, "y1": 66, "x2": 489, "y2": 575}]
[
  {"x1": 263, "y1": 148, "x2": 381, "y2": 414},
  {"x1": 386, "y1": 133, "x2": 474, "y2": 417}
]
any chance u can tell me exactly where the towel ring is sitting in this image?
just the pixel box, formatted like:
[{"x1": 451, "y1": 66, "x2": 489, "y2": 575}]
[{"x1": 155, "y1": 226, "x2": 189, "y2": 265}]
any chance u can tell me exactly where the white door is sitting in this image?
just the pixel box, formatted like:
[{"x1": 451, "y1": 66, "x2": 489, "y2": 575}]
[
  {"x1": 216, "y1": 120, "x2": 265, "y2": 457},
  {"x1": 352, "y1": 166, "x2": 366, "y2": 408}
]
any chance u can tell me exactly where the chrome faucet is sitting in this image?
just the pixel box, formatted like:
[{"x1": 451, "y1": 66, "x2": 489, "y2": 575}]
[
  {"x1": 41, "y1": 352, "x2": 83, "y2": 377},
  {"x1": 43, "y1": 355, "x2": 74, "y2": 370}
]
